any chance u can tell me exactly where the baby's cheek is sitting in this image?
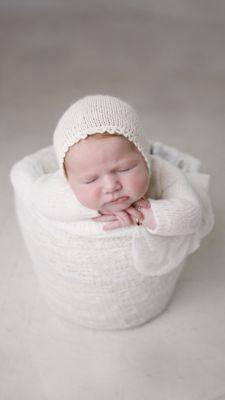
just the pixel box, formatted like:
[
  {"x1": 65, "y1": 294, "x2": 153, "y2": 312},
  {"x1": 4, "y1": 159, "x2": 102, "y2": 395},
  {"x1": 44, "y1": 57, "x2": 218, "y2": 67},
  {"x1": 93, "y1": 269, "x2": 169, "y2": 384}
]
[
  {"x1": 130, "y1": 171, "x2": 149, "y2": 196},
  {"x1": 68, "y1": 182, "x2": 88, "y2": 206},
  {"x1": 75, "y1": 186, "x2": 101, "y2": 210}
]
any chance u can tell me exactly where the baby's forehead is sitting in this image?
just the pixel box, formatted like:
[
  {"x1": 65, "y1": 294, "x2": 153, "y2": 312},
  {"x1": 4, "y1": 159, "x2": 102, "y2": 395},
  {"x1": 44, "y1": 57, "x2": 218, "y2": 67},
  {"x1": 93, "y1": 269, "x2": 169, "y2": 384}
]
[
  {"x1": 64, "y1": 133, "x2": 140, "y2": 172},
  {"x1": 67, "y1": 134, "x2": 137, "y2": 157}
]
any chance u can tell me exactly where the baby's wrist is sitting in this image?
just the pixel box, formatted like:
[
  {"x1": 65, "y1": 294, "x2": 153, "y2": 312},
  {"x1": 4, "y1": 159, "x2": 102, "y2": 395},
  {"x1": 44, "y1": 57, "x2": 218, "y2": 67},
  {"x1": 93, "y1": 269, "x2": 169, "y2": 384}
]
[{"x1": 141, "y1": 207, "x2": 157, "y2": 230}]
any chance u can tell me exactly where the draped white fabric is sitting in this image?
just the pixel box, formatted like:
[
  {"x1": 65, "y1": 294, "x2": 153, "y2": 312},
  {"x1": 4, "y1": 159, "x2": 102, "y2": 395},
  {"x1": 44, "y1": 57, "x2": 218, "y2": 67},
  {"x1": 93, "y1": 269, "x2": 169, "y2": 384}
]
[{"x1": 10, "y1": 143, "x2": 214, "y2": 329}]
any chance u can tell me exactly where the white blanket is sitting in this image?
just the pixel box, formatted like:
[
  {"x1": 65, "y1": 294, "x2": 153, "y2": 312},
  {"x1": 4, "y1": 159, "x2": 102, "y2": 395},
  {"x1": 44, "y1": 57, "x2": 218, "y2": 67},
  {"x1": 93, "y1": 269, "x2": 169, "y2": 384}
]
[{"x1": 10, "y1": 143, "x2": 214, "y2": 329}]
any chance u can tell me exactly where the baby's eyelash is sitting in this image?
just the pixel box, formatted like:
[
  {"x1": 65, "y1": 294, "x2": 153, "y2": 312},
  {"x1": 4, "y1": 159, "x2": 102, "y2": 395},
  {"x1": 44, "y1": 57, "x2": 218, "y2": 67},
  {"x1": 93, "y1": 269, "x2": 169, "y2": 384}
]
[
  {"x1": 118, "y1": 165, "x2": 136, "y2": 172},
  {"x1": 85, "y1": 177, "x2": 98, "y2": 184},
  {"x1": 118, "y1": 168, "x2": 131, "y2": 172}
]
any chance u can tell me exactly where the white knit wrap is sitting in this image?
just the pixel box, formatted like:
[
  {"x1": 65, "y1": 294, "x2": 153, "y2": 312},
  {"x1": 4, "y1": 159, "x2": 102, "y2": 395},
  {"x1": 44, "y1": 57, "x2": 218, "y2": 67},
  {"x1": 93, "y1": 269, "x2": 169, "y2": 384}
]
[
  {"x1": 53, "y1": 95, "x2": 151, "y2": 175},
  {"x1": 10, "y1": 143, "x2": 214, "y2": 330}
]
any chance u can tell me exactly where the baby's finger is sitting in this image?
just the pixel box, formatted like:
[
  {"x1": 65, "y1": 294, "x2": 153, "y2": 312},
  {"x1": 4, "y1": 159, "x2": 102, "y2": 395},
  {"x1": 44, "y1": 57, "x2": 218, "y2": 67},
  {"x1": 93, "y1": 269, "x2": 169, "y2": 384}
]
[
  {"x1": 103, "y1": 221, "x2": 123, "y2": 230},
  {"x1": 92, "y1": 215, "x2": 117, "y2": 222},
  {"x1": 116, "y1": 210, "x2": 133, "y2": 226},
  {"x1": 126, "y1": 206, "x2": 144, "y2": 221},
  {"x1": 103, "y1": 215, "x2": 132, "y2": 230},
  {"x1": 134, "y1": 198, "x2": 150, "y2": 209}
]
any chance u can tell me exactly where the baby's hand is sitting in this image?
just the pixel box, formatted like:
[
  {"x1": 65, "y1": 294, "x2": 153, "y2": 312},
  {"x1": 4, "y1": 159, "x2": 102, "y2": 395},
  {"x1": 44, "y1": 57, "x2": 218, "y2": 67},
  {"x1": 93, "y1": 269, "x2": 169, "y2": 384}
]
[{"x1": 92, "y1": 198, "x2": 150, "y2": 230}]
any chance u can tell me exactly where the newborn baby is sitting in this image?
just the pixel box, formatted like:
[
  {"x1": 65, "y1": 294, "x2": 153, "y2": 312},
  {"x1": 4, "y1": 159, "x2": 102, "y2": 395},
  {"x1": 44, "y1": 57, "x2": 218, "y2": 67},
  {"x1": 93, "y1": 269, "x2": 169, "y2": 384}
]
[
  {"x1": 63, "y1": 130, "x2": 201, "y2": 235},
  {"x1": 33, "y1": 94, "x2": 207, "y2": 238}
]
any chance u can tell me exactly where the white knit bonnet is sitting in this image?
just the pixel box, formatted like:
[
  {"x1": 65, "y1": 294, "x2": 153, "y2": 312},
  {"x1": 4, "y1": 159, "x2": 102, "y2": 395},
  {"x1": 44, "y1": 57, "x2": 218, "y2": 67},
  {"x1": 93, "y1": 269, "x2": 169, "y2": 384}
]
[{"x1": 53, "y1": 95, "x2": 151, "y2": 176}]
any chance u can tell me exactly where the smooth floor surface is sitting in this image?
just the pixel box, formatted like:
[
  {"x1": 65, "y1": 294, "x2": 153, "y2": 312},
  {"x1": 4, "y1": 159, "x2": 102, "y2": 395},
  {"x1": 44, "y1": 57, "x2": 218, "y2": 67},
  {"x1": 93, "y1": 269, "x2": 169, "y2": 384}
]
[{"x1": 1, "y1": 2, "x2": 225, "y2": 399}]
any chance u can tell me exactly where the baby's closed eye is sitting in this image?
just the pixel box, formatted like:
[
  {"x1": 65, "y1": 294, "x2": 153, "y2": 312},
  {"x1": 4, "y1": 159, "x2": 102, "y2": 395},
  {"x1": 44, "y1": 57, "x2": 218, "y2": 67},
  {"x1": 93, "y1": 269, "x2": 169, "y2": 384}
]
[
  {"x1": 84, "y1": 177, "x2": 98, "y2": 184},
  {"x1": 117, "y1": 164, "x2": 137, "y2": 172}
]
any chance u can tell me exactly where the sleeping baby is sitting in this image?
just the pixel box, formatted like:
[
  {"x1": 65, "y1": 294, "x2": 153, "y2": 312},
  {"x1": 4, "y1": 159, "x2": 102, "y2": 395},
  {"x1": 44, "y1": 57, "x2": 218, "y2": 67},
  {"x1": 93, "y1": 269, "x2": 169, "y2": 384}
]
[{"x1": 48, "y1": 94, "x2": 210, "y2": 238}]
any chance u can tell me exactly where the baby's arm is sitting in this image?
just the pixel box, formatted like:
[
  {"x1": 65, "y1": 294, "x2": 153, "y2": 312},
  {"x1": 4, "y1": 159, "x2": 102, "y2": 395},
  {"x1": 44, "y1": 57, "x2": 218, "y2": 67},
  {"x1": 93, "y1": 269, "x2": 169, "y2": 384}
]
[{"x1": 142, "y1": 157, "x2": 202, "y2": 236}]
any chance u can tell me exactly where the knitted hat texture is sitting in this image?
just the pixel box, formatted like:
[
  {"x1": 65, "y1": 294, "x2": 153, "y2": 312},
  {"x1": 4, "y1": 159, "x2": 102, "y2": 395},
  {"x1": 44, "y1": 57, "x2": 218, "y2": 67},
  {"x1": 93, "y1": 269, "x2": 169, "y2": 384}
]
[{"x1": 53, "y1": 95, "x2": 150, "y2": 174}]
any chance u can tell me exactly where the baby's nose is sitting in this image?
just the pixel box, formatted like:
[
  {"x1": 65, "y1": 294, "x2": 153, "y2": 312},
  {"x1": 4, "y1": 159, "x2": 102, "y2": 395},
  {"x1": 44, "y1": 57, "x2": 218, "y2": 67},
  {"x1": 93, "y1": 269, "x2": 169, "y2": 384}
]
[{"x1": 103, "y1": 174, "x2": 121, "y2": 193}]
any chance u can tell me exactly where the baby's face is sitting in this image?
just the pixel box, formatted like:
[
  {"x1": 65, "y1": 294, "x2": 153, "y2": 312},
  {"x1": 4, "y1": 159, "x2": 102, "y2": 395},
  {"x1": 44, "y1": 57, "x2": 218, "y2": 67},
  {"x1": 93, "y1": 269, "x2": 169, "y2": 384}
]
[{"x1": 64, "y1": 135, "x2": 150, "y2": 213}]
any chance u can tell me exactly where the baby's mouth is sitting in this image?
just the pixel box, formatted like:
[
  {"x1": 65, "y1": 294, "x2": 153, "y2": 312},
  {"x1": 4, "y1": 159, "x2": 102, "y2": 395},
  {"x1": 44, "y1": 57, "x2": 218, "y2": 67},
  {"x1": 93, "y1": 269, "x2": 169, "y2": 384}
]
[{"x1": 106, "y1": 196, "x2": 129, "y2": 205}]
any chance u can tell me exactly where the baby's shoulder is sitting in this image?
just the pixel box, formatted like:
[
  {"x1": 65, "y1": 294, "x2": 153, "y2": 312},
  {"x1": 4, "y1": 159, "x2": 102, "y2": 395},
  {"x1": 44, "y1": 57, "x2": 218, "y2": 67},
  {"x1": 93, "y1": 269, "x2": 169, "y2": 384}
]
[
  {"x1": 150, "y1": 154, "x2": 179, "y2": 170},
  {"x1": 148, "y1": 154, "x2": 189, "y2": 198},
  {"x1": 149, "y1": 155, "x2": 173, "y2": 183},
  {"x1": 150, "y1": 154, "x2": 186, "y2": 181}
]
